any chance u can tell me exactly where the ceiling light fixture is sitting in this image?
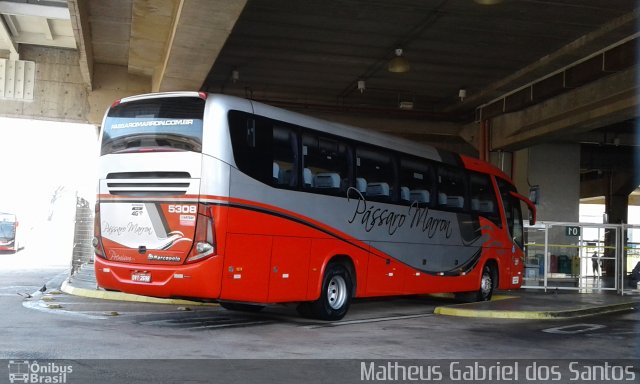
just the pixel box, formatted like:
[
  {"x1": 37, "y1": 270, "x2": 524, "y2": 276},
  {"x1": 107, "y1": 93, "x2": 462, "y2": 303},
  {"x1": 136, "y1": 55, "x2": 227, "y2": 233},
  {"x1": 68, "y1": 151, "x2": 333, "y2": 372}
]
[
  {"x1": 388, "y1": 48, "x2": 410, "y2": 73},
  {"x1": 357, "y1": 79, "x2": 366, "y2": 93},
  {"x1": 458, "y1": 88, "x2": 467, "y2": 101}
]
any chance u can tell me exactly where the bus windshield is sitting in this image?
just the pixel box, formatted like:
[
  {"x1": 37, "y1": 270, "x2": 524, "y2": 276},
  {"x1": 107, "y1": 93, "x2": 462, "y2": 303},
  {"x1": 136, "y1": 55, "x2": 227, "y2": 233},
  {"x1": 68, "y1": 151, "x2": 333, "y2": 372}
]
[
  {"x1": 101, "y1": 96, "x2": 205, "y2": 155},
  {"x1": 0, "y1": 220, "x2": 16, "y2": 241}
]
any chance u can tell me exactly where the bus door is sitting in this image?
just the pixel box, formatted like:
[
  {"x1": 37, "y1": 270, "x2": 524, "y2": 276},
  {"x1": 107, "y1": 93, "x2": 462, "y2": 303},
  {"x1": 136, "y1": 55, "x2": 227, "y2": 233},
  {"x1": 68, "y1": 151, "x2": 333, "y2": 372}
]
[{"x1": 497, "y1": 179, "x2": 536, "y2": 286}]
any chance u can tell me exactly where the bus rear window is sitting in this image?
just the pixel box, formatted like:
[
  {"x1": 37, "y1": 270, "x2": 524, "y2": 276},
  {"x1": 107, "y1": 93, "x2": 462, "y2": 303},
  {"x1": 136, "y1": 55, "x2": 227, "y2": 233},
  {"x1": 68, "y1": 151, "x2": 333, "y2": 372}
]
[{"x1": 101, "y1": 97, "x2": 205, "y2": 155}]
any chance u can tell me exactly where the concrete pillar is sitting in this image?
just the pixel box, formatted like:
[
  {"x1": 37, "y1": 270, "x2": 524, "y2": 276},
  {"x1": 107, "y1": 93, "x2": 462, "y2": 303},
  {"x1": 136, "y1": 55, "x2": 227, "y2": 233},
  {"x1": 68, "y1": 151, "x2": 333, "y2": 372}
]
[
  {"x1": 513, "y1": 143, "x2": 580, "y2": 222},
  {"x1": 603, "y1": 173, "x2": 637, "y2": 277}
]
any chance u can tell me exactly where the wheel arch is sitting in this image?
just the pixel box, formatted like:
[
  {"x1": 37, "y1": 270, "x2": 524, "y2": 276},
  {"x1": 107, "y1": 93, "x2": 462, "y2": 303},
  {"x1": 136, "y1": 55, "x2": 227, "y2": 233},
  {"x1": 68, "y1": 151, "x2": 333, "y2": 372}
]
[
  {"x1": 483, "y1": 258, "x2": 499, "y2": 290},
  {"x1": 326, "y1": 254, "x2": 357, "y2": 297}
]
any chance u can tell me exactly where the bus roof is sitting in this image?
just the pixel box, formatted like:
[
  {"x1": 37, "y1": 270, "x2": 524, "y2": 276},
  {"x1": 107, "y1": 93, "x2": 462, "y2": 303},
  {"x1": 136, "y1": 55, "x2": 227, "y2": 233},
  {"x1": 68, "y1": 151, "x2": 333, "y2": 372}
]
[
  {"x1": 109, "y1": 91, "x2": 511, "y2": 180},
  {"x1": 0, "y1": 213, "x2": 16, "y2": 221},
  {"x1": 244, "y1": 95, "x2": 444, "y2": 163}
]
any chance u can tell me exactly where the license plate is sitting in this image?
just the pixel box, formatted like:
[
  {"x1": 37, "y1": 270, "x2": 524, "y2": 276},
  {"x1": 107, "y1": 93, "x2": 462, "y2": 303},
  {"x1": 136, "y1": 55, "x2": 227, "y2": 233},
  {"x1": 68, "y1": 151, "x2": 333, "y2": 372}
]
[{"x1": 132, "y1": 272, "x2": 151, "y2": 283}]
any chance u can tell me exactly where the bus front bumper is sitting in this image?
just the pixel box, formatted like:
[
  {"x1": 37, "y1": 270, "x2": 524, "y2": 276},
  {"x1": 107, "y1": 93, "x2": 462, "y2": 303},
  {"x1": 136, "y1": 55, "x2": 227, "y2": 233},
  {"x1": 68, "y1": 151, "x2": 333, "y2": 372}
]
[{"x1": 0, "y1": 242, "x2": 16, "y2": 252}]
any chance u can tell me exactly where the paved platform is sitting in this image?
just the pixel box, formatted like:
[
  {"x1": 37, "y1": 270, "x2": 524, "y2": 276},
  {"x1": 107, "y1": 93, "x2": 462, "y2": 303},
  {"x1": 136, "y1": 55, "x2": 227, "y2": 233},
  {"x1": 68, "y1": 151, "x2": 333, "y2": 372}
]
[
  {"x1": 63, "y1": 263, "x2": 639, "y2": 320},
  {"x1": 434, "y1": 291, "x2": 638, "y2": 319}
]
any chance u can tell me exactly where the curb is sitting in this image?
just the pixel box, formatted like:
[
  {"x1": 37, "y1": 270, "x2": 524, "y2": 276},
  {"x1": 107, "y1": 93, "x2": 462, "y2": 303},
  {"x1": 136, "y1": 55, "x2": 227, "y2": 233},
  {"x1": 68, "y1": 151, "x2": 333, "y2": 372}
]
[
  {"x1": 60, "y1": 279, "x2": 219, "y2": 307},
  {"x1": 434, "y1": 301, "x2": 637, "y2": 320}
]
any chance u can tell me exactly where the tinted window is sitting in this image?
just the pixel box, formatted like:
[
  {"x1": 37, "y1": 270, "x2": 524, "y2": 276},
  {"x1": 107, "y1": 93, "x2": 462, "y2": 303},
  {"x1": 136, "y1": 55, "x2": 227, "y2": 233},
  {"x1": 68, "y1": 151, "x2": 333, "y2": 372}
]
[
  {"x1": 399, "y1": 157, "x2": 433, "y2": 206},
  {"x1": 497, "y1": 179, "x2": 524, "y2": 249},
  {"x1": 229, "y1": 111, "x2": 272, "y2": 184},
  {"x1": 437, "y1": 166, "x2": 467, "y2": 210},
  {"x1": 469, "y1": 172, "x2": 500, "y2": 226},
  {"x1": 102, "y1": 97, "x2": 205, "y2": 155},
  {"x1": 302, "y1": 134, "x2": 350, "y2": 195},
  {"x1": 229, "y1": 112, "x2": 302, "y2": 189},
  {"x1": 273, "y1": 126, "x2": 299, "y2": 190},
  {"x1": 356, "y1": 146, "x2": 395, "y2": 202}
]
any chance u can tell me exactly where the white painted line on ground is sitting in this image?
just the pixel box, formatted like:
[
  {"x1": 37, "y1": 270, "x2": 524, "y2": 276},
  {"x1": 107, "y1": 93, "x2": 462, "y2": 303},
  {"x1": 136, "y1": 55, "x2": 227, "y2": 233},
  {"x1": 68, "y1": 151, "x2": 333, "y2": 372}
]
[
  {"x1": 22, "y1": 299, "x2": 108, "y2": 320},
  {"x1": 542, "y1": 323, "x2": 606, "y2": 334}
]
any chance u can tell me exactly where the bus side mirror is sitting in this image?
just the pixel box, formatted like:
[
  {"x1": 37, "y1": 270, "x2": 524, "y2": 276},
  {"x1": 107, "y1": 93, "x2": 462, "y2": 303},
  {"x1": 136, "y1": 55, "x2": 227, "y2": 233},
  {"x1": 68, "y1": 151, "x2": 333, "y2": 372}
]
[
  {"x1": 528, "y1": 185, "x2": 539, "y2": 205},
  {"x1": 510, "y1": 191, "x2": 536, "y2": 225}
]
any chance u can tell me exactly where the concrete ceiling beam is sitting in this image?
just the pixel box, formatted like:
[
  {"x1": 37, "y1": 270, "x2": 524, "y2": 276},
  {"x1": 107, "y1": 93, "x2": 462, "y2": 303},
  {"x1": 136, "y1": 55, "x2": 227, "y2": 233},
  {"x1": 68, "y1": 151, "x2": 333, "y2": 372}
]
[
  {"x1": 12, "y1": 32, "x2": 75, "y2": 48},
  {"x1": 68, "y1": 0, "x2": 93, "y2": 90},
  {"x1": 0, "y1": 1, "x2": 70, "y2": 19},
  {"x1": 153, "y1": 0, "x2": 247, "y2": 92},
  {"x1": 490, "y1": 66, "x2": 637, "y2": 151},
  {"x1": 128, "y1": 0, "x2": 178, "y2": 77},
  {"x1": 41, "y1": 18, "x2": 54, "y2": 40},
  {"x1": 0, "y1": 12, "x2": 18, "y2": 59},
  {"x1": 3, "y1": 14, "x2": 17, "y2": 35},
  {"x1": 445, "y1": 8, "x2": 640, "y2": 114}
]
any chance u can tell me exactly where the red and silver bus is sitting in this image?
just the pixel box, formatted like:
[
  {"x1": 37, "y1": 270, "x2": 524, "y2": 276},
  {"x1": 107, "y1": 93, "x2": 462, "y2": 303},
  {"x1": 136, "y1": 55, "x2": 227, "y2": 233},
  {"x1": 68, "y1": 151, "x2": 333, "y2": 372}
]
[
  {"x1": 0, "y1": 213, "x2": 19, "y2": 253},
  {"x1": 93, "y1": 92, "x2": 535, "y2": 320}
]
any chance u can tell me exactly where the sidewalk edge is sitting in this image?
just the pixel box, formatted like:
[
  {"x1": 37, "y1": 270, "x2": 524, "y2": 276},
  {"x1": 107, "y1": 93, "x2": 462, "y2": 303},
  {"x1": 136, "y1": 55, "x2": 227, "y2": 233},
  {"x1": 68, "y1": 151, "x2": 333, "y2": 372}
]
[
  {"x1": 433, "y1": 301, "x2": 637, "y2": 319},
  {"x1": 60, "y1": 279, "x2": 218, "y2": 307}
]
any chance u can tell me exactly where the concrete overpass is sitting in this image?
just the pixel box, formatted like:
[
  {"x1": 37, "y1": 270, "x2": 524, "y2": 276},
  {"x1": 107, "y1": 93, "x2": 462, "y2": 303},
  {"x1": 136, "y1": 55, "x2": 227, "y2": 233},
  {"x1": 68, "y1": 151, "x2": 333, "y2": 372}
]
[{"x1": 0, "y1": 0, "x2": 638, "y2": 223}]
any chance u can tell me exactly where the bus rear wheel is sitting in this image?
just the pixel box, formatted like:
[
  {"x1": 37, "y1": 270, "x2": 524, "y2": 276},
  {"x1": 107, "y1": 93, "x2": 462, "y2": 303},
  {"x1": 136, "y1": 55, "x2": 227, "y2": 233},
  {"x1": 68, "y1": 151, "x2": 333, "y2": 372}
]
[{"x1": 303, "y1": 263, "x2": 353, "y2": 321}]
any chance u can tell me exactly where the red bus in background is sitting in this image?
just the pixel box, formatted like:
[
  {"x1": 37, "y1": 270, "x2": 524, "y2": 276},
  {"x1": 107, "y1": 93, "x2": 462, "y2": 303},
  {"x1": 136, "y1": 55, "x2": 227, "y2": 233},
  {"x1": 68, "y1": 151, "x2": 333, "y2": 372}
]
[
  {"x1": 93, "y1": 92, "x2": 536, "y2": 320},
  {"x1": 0, "y1": 213, "x2": 19, "y2": 253}
]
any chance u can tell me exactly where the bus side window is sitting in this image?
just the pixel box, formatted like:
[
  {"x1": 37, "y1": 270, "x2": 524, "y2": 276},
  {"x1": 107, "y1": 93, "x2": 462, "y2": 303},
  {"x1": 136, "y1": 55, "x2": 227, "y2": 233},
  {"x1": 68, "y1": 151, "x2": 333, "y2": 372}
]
[
  {"x1": 497, "y1": 179, "x2": 524, "y2": 249},
  {"x1": 436, "y1": 166, "x2": 467, "y2": 211},
  {"x1": 302, "y1": 133, "x2": 350, "y2": 196},
  {"x1": 469, "y1": 172, "x2": 500, "y2": 226},
  {"x1": 228, "y1": 111, "x2": 273, "y2": 185},
  {"x1": 356, "y1": 146, "x2": 395, "y2": 203},
  {"x1": 399, "y1": 157, "x2": 433, "y2": 207},
  {"x1": 272, "y1": 125, "x2": 299, "y2": 189}
]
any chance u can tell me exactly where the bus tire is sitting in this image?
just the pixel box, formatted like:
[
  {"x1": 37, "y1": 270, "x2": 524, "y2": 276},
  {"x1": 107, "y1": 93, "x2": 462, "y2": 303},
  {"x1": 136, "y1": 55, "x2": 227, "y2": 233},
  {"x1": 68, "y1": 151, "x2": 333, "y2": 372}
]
[
  {"x1": 308, "y1": 263, "x2": 352, "y2": 321},
  {"x1": 455, "y1": 264, "x2": 495, "y2": 302},
  {"x1": 219, "y1": 302, "x2": 264, "y2": 313},
  {"x1": 477, "y1": 264, "x2": 495, "y2": 301}
]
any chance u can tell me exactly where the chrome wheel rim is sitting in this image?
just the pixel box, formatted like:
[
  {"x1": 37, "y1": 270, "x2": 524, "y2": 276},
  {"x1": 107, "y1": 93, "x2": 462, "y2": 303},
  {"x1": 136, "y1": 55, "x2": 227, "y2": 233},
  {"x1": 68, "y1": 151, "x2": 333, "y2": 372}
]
[
  {"x1": 327, "y1": 275, "x2": 347, "y2": 310},
  {"x1": 480, "y1": 271, "x2": 492, "y2": 299}
]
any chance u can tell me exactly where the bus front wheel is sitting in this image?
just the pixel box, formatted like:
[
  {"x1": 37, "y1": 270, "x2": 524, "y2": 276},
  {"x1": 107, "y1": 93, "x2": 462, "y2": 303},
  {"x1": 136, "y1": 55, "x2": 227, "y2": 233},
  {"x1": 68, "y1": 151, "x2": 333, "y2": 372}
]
[
  {"x1": 477, "y1": 265, "x2": 495, "y2": 301},
  {"x1": 303, "y1": 263, "x2": 353, "y2": 321},
  {"x1": 455, "y1": 264, "x2": 495, "y2": 302}
]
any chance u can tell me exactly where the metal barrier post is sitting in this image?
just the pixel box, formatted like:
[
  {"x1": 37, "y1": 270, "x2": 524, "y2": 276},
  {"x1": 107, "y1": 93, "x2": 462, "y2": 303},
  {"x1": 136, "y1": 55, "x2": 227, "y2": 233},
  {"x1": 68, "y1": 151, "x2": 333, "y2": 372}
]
[
  {"x1": 544, "y1": 223, "x2": 549, "y2": 292},
  {"x1": 615, "y1": 226, "x2": 620, "y2": 292}
]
